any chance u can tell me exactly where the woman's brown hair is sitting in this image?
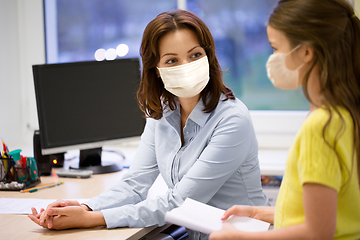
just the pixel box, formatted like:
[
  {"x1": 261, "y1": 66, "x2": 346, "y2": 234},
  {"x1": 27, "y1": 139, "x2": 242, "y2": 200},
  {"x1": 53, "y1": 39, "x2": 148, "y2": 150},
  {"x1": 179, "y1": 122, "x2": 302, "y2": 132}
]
[
  {"x1": 137, "y1": 9, "x2": 234, "y2": 120},
  {"x1": 269, "y1": 0, "x2": 360, "y2": 186}
]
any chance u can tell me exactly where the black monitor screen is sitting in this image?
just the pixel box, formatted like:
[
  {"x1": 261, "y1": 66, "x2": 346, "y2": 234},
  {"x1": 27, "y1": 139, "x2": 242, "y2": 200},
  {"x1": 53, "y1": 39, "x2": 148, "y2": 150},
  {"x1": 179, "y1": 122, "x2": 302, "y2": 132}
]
[{"x1": 33, "y1": 58, "x2": 145, "y2": 159}]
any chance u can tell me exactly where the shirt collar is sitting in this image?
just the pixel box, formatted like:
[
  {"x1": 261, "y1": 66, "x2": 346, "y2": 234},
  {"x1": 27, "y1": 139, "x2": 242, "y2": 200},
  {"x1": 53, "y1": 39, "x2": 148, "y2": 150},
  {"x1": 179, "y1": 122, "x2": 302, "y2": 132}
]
[
  {"x1": 187, "y1": 98, "x2": 211, "y2": 128},
  {"x1": 163, "y1": 97, "x2": 211, "y2": 128}
]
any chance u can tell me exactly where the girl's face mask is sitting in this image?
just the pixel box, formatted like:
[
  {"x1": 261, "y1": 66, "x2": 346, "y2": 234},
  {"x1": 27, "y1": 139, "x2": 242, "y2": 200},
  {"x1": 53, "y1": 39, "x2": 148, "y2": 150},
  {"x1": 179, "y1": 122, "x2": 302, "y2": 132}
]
[
  {"x1": 266, "y1": 45, "x2": 303, "y2": 90},
  {"x1": 157, "y1": 56, "x2": 209, "y2": 98}
]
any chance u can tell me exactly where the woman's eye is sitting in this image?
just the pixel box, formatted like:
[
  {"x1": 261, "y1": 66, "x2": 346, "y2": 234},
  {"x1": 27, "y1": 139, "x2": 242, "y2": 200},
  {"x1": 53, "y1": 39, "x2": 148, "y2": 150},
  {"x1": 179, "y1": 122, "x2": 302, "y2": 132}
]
[
  {"x1": 191, "y1": 52, "x2": 203, "y2": 59},
  {"x1": 165, "y1": 59, "x2": 176, "y2": 64}
]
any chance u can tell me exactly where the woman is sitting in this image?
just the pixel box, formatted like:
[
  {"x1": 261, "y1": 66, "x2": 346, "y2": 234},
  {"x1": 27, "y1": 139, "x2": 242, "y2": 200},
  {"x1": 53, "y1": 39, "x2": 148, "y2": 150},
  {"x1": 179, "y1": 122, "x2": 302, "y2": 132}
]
[
  {"x1": 210, "y1": 0, "x2": 360, "y2": 239},
  {"x1": 29, "y1": 10, "x2": 268, "y2": 239}
]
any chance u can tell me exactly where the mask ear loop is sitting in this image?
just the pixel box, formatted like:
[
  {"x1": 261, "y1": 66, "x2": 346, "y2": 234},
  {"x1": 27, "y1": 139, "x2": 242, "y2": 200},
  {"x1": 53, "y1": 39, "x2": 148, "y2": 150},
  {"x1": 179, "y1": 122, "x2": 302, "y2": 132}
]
[
  {"x1": 285, "y1": 45, "x2": 304, "y2": 70},
  {"x1": 286, "y1": 45, "x2": 301, "y2": 56},
  {"x1": 285, "y1": 45, "x2": 305, "y2": 87}
]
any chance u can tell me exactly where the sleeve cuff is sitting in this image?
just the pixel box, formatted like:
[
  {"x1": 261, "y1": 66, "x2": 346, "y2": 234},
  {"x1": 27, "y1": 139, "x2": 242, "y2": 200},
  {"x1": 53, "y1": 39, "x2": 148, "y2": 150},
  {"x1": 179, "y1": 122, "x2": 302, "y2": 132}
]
[
  {"x1": 101, "y1": 208, "x2": 128, "y2": 228},
  {"x1": 83, "y1": 199, "x2": 98, "y2": 211}
]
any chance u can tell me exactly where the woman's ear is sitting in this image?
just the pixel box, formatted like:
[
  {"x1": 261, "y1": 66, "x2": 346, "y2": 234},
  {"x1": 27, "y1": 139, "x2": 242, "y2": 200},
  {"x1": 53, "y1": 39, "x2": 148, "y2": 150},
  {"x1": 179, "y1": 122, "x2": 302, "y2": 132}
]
[
  {"x1": 156, "y1": 67, "x2": 160, "y2": 78},
  {"x1": 303, "y1": 45, "x2": 315, "y2": 63}
]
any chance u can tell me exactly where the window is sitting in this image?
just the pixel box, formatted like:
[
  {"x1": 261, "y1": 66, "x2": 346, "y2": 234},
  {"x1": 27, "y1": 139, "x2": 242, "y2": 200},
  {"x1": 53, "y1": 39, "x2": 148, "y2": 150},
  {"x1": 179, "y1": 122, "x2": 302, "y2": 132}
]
[
  {"x1": 45, "y1": 0, "x2": 308, "y2": 110},
  {"x1": 186, "y1": 0, "x2": 309, "y2": 111},
  {"x1": 44, "y1": 0, "x2": 177, "y2": 63},
  {"x1": 43, "y1": 0, "x2": 309, "y2": 149}
]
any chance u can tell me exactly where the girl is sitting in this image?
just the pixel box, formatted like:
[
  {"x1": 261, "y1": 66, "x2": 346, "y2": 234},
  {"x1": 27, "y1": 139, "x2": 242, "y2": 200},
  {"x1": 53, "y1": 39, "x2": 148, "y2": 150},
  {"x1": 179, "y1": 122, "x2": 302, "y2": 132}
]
[{"x1": 210, "y1": 0, "x2": 360, "y2": 239}]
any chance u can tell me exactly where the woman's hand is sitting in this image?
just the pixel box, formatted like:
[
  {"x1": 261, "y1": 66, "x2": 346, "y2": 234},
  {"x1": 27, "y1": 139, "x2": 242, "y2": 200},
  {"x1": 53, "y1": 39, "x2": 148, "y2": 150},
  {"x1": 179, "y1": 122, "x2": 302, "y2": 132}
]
[
  {"x1": 28, "y1": 207, "x2": 49, "y2": 228},
  {"x1": 28, "y1": 199, "x2": 85, "y2": 229},
  {"x1": 40, "y1": 199, "x2": 82, "y2": 227},
  {"x1": 29, "y1": 204, "x2": 105, "y2": 230},
  {"x1": 221, "y1": 205, "x2": 275, "y2": 225},
  {"x1": 42, "y1": 205, "x2": 102, "y2": 230}
]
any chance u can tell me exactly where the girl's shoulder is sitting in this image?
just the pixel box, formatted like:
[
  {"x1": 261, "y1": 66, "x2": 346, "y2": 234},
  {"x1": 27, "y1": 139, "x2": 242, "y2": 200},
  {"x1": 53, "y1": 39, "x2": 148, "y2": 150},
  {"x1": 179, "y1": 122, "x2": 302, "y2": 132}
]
[
  {"x1": 307, "y1": 106, "x2": 351, "y2": 125},
  {"x1": 302, "y1": 106, "x2": 353, "y2": 136}
]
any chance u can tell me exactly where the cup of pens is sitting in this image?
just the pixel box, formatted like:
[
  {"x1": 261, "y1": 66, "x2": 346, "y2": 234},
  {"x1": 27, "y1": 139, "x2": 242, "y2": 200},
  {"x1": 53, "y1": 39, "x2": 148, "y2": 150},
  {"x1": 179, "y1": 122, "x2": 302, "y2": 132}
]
[{"x1": 0, "y1": 139, "x2": 41, "y2": 191}]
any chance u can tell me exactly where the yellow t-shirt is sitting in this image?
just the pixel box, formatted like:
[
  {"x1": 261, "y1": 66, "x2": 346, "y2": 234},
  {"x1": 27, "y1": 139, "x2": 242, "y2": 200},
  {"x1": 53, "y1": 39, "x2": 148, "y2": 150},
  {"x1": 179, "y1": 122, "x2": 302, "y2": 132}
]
[{"x1": 274, "y1": 107, "x2": 360, "y2": 240}]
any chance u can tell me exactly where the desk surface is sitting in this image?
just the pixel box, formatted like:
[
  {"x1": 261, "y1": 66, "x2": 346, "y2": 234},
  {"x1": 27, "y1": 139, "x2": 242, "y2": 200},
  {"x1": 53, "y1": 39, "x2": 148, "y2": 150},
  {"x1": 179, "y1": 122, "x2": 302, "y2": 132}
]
[
  {"x1": 0, "y1": 169, "x2": 157, "y2": 240},
  {"x1": 2, "y1": 145, "x2": 287, "y2": 239}
]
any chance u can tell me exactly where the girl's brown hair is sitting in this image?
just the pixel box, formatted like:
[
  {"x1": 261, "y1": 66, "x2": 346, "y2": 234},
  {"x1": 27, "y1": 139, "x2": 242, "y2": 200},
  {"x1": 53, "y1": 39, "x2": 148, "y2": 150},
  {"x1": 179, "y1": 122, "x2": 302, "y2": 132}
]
[
  {"x1": 269, "y1": 0, "x2": 360, "y2": 186},
  {"x1": 137, "y1": 9, "x2": 234, "y2": 120}
]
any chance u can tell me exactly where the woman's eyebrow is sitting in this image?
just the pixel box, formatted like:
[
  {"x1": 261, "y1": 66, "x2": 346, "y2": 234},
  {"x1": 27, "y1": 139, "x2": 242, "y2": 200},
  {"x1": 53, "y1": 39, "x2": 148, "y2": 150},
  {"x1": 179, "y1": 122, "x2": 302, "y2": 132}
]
[
  {"x1": 160, "y1": 45, "x2": 201, "y2": 59},
  {"x1": 160, "y1": 52, "x2": 177, "y2": 59},
  {"x1": 188, "y1": 45, "x2": 201, "y2": 53}
]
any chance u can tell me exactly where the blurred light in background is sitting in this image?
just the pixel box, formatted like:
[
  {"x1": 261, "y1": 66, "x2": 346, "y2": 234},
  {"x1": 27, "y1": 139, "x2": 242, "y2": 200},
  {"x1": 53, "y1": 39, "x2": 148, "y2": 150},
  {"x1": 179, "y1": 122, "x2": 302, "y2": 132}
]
[
  {"x1": 95, "y1": 48, "x2": 106, "y2": 61},
  {"x1": 105, "y1": 48, "x2": 117, "y2": 60},
  {"x1": 116, "y1": 43, "x2": 129, "y2": 57}
]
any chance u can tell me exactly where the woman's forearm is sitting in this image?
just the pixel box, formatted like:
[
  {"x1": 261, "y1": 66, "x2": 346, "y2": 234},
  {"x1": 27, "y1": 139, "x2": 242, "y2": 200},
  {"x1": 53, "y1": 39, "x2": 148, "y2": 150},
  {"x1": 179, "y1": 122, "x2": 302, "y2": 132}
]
[{"x1": 85, "y1": 211, "x2": 106, "y2": 228}]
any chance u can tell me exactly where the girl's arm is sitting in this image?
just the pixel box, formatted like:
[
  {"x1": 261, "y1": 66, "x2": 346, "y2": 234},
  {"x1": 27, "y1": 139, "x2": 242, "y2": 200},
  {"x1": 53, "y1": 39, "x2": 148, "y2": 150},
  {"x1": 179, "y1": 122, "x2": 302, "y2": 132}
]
[
  {"x1": 221, "y1": 205, "x2": 275, "y2": 225},
  {"x1": 210, "y1": 182, "x2": 337, "y2": 240}
]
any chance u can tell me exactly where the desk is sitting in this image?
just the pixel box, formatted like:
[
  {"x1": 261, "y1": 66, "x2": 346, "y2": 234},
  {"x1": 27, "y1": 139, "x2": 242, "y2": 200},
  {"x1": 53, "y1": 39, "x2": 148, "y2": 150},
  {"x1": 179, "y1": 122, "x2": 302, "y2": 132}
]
[
  {"x1": 2, "y1": 144, "x2": 287, "y2": 239},
  {"x1": 0, "y1": 169, "x2": 158, "y2": 240}
]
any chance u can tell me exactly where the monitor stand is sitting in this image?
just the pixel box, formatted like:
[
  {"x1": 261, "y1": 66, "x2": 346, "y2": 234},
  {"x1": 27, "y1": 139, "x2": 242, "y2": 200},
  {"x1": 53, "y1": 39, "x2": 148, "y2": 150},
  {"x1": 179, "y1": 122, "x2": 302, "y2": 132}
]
[{"x1": 70, "y1": 147, "x2": 122, "y2": 174}]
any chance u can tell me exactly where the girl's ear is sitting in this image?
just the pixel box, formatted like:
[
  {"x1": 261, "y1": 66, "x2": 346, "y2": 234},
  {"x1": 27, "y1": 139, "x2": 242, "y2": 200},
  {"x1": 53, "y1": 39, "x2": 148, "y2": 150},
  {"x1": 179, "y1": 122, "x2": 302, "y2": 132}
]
[{"x1": 303, "y1": 45, "x2": 315, "y2": 63}]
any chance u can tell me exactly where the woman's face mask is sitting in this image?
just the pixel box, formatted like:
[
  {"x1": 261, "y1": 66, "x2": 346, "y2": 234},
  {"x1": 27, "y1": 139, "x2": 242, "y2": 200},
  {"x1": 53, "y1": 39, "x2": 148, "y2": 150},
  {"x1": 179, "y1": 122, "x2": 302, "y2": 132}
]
[
  {"x1": 157, "y1": 55, "x2": 209, "y2": 98},
  {"x1": 266, "y1": 45, "x2": 303, "y2": 90}
]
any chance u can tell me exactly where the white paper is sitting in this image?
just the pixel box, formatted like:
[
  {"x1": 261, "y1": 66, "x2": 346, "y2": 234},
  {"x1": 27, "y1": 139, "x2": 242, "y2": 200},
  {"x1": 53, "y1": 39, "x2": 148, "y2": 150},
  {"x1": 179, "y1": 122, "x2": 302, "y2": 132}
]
[
  {"x1": 0, "y1": 198, "x2": 89, "y2": 214},
  {"x1": 165, "y1": 198, "x2": 270, "y2": 235},
  {"x1": 224, "y1": 215, "x2": 271, "y2": 232}
]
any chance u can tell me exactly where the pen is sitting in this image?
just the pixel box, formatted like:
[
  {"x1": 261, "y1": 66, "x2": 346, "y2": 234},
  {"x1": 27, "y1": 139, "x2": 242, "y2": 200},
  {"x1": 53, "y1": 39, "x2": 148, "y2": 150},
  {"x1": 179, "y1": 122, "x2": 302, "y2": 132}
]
[
  {"x1": 20, "y1": 181, "x2": 64, "y2": 193},
  {"x1": 2, "y1": 139, "x2": 9, "y2": 157},
  {"x1": 1, "y1": 150, "x2": 9, "y2": 179}
]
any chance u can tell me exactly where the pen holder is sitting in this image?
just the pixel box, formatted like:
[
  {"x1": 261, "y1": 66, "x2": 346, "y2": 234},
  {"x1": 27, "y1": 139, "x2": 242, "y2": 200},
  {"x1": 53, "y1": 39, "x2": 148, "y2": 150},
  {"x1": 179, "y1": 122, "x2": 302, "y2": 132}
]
[{"x1": 0, "y1": 157, "x2": 41, "y2": 191}]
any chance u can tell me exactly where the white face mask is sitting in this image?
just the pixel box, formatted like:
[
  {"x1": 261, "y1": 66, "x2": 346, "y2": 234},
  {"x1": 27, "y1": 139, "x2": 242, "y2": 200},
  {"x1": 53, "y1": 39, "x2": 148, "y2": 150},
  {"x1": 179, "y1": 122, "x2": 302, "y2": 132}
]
[
  {"x1": 157, "y1": 56, "x2": 210, "y2": 98},
  {"x1": 266, "y1": 45, "x2": 303, "y2": 90}
]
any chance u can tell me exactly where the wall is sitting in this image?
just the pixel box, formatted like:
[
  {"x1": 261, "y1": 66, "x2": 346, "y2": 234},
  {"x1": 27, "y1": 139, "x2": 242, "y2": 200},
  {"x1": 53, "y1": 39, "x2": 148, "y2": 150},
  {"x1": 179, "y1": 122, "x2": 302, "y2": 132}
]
[
  {"x1": 0, "y1": 1, "x2": 21, "y2": 148},
  {"x1": 0, "y1": 0, "x2": 45, "y2": 150}
]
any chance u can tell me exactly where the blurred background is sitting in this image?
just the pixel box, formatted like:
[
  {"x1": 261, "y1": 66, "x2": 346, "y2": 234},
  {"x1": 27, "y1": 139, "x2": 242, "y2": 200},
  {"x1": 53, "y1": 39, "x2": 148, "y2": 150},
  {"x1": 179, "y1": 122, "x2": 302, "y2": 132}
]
[{"x1": 1, "y1": 0, "x2": 357, "y2": 149}]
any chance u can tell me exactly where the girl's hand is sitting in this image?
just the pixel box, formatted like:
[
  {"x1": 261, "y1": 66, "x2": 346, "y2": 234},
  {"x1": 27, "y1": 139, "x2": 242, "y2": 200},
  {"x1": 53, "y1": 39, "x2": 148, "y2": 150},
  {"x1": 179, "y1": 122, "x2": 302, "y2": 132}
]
[
  {"x1": 209, "y1": 223, "x2": 245, "y2": 240},
  {"x1": 221, "y1": 205, "x2": 258, "y2": 220},
  {"x1": 209, "y1": 206, "x2": 273, "y2": 240},
  {"x1": 222, "y1": 205, "x2": 275, "y2": 225}
]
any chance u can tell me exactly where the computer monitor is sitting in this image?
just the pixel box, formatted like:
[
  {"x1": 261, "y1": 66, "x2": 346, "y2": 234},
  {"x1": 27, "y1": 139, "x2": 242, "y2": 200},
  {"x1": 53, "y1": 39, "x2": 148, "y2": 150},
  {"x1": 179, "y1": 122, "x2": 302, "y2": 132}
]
[{"x1": 32, "y1": 58, "x2": 145, "y2": 174}]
